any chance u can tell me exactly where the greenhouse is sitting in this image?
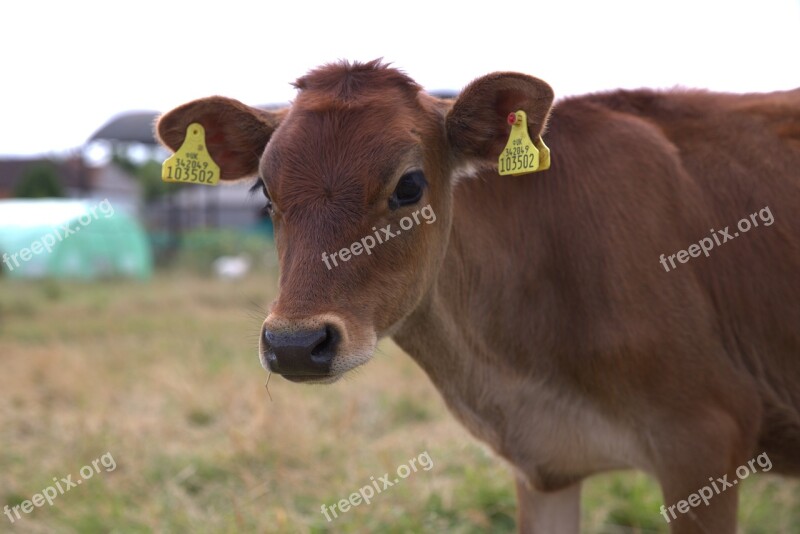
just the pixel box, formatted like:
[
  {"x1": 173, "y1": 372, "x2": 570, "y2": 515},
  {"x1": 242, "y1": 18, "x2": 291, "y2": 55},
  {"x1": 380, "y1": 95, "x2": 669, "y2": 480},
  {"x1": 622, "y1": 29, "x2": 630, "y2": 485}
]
[{"x1": 0, "y1": 199, "x2": 152, "y2": 279}]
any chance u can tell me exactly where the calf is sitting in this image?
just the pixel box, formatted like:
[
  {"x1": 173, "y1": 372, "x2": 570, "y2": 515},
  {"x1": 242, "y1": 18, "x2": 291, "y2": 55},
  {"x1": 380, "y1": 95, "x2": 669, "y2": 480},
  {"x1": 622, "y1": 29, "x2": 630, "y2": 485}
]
[{"x1": 157, "y1": 60, "x2": 800, "y2": 533}]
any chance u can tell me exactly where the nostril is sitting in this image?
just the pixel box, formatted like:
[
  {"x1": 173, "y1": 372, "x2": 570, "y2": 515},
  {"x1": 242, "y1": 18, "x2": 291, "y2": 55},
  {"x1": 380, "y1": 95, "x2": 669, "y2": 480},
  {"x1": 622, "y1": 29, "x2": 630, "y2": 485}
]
[{"x1": 310, "y1": 324, "x2": 340, "y2": 365}]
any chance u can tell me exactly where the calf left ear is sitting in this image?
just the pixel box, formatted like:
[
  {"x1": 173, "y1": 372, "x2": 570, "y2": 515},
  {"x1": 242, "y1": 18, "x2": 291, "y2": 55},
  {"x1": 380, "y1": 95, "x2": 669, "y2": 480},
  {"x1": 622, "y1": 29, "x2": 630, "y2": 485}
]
[
  {"x1": 446, "y1": 73, "x2": 554, "y2": 162},
  {"x1": 156, "y1": 96, "x2": 287, "y2": 181}
]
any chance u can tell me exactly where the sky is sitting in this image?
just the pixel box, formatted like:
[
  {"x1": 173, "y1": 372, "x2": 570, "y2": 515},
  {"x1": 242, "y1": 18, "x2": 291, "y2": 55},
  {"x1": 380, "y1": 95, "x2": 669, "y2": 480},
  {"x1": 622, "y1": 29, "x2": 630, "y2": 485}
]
[{"x1": 1, "y1": 0, "x2": 799, "y2": 157}]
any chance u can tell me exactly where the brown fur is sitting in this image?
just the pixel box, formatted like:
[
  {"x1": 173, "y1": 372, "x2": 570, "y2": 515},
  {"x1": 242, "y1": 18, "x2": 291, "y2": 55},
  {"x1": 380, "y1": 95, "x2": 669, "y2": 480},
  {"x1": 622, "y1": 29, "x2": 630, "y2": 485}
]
[{"x1": 157, "y1": 60, "x2": 800, "y2": 533}]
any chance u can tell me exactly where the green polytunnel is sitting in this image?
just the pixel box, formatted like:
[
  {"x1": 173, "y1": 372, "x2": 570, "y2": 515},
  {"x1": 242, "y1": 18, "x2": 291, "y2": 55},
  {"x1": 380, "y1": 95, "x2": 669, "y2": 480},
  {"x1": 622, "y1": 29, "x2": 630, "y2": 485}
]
[{"x1": 0, "y1": 199, "x2": 152, "y2": 279}]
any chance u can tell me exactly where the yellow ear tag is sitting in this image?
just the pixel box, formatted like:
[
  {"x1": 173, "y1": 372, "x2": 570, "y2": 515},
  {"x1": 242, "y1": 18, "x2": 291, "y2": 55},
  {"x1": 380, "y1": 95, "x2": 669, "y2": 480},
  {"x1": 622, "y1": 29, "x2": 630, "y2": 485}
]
[
  {"x1": 498, "y1": 110, "x2": 551, "y2": 176},
  {"x1": 161, "y1": 123, "x2": 221, "y2": 186}
]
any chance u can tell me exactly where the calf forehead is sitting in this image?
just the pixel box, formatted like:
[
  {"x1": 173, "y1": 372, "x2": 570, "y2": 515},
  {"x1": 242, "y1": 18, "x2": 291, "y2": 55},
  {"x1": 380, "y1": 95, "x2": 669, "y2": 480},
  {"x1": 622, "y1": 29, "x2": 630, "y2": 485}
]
[{"x1": 262, "y1": 104, "x2": 422, "y2": 216}]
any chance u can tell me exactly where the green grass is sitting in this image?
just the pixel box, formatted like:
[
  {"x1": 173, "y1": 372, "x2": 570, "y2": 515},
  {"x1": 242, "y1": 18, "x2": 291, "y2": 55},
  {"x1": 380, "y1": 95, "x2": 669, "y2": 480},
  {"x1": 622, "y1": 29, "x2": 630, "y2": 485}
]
[{"x1": 0, "y1": 273, "x2": 797, "y2": 532}]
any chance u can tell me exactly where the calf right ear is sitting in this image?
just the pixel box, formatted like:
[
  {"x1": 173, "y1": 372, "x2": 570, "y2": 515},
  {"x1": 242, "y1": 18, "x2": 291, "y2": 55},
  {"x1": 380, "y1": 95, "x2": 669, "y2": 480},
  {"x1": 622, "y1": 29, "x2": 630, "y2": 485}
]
[
  {"x1": 156, "y1": 97, "x2": 287, "y2": 181},
  {"x1": 445, "y1": 73, "x2": 554, "y2": 163}
]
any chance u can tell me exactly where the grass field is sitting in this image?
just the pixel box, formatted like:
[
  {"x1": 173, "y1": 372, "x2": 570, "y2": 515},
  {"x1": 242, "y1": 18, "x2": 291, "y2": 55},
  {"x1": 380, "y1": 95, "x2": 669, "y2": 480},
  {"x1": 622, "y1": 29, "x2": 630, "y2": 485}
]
[{"x1": 1, "y1": 272, "x2": 798, "y2": 533}]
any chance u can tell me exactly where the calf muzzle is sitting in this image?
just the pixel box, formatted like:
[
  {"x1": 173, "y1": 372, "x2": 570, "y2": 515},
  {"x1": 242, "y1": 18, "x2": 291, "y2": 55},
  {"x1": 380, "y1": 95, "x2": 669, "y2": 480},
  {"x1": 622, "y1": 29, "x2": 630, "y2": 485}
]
[{"x1": 261, "y1": 324, "x2": 340, "y2": 381}]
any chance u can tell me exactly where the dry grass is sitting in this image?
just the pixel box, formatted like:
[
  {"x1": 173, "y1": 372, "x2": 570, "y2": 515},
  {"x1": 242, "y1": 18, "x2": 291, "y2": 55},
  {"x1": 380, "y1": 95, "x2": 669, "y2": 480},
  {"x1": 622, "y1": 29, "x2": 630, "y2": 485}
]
[{"x1": 1, "y1": 273, "x2": 797, "y2": 533}]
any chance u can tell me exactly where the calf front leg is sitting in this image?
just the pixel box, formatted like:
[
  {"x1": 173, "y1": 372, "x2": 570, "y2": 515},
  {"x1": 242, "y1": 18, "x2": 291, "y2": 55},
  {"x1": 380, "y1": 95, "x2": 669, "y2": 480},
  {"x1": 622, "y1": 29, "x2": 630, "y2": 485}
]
[
  {"x1": 653, "y1": 410, "x2": 753, "y2": 534},
  {"x1": 515, "y1": 477, "x2": 581, "y2": 534},
  {"x1": 658, "y1": 466, "x2": 740, "y2": 534}
]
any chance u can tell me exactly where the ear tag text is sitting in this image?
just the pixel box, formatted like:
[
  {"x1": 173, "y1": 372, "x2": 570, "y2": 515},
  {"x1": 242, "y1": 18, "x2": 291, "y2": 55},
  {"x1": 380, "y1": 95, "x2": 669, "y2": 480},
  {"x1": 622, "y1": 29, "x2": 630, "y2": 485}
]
[
  {"x1": 162, "y1": 123, "x2": 221, "y2": 186},
  {"x1": 498, "y1": 110, "x2": 551, "y2": 176}
]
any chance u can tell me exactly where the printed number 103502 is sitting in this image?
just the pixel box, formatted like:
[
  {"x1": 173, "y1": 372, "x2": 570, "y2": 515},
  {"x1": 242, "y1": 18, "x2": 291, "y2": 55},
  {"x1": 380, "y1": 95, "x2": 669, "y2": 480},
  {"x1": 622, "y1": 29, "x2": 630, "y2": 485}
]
[{"x1": 164, "y1": 156, "x2": 215, "y2": 183}]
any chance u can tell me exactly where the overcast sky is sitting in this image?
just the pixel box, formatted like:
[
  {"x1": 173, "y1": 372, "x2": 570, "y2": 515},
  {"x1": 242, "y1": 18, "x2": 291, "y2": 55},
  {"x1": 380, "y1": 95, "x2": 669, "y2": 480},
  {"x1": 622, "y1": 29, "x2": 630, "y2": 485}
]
[{"x1": 2, "y1": 0, "x2": 799, "y2": 157}]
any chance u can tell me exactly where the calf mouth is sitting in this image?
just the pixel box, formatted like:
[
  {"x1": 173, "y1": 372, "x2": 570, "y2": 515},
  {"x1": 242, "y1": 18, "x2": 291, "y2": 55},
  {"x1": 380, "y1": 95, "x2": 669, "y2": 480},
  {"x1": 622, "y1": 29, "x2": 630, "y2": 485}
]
[
  {"x1": 260, "y1": 345, "x2": 375, "y2": 384},
  {"x1": 279, "y1": 374, "x2": 342, "y2": 385}
]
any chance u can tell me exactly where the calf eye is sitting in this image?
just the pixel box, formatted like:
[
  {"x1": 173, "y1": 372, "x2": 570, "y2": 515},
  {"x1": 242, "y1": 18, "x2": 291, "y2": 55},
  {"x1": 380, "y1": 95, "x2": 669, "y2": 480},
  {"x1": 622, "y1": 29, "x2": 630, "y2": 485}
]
[
  {"x1": 250, "y1": 178, "x2": 273, "y2": 215},
  {"x1": 389, "y1": 171, "x2": 426, "y2": 210}
]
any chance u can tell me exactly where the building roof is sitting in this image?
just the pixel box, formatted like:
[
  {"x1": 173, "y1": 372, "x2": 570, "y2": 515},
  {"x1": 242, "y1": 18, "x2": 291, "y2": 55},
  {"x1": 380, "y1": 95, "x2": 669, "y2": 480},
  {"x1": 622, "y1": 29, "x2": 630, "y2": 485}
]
[{"x1": 89, "y1": 111, "x2": 160, "y2": 144}]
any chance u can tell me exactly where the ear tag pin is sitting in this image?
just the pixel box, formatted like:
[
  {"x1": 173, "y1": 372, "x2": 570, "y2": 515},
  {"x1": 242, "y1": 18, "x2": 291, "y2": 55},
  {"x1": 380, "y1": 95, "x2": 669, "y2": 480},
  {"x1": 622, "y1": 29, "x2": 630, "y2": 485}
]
[
  {"x1": 498, "y1": 110, "x2": 551, "y2": 176},
  {"x1": 162, "y1": 123, "x2": 221, "y2": 186}
]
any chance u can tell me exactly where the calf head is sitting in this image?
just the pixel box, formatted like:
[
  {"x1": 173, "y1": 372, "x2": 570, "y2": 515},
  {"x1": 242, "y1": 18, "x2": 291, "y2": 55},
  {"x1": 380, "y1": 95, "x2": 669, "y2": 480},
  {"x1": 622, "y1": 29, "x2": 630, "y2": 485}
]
[{"x1": 157, "y1": 60, "x2": 554, "y2": 383}]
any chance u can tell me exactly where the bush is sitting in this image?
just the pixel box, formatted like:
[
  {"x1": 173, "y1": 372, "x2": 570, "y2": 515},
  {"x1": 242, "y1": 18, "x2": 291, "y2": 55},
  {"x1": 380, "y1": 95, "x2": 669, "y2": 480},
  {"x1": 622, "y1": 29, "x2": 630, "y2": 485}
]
[{"x1": 14, "y1": 163, "x2": 64, "y2": 198}]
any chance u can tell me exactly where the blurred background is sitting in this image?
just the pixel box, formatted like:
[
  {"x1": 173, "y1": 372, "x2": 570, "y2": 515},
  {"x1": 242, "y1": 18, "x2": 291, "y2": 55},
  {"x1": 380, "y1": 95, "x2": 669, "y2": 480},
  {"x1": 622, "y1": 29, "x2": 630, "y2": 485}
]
[{"x1": 1, "y1": 1, "x2": 799, "y2": 532}]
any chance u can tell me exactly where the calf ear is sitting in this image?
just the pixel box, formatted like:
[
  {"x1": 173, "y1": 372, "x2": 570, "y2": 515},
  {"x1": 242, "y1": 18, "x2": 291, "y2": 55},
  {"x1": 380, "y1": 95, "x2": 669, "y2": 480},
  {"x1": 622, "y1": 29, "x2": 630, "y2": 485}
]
[
  {"x1": 446, "y1": 73, "x2": 554, "y2": 162},
  {"x1": 156, "y1": 97, "x2": 287, "y2": 181}
]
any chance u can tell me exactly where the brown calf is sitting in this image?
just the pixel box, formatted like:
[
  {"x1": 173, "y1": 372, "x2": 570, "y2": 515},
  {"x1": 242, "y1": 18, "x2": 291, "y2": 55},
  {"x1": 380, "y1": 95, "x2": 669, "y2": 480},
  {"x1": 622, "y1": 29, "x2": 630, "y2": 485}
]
[{"x1": 157, "y1": 60, "x2": 800, "y2": 533}]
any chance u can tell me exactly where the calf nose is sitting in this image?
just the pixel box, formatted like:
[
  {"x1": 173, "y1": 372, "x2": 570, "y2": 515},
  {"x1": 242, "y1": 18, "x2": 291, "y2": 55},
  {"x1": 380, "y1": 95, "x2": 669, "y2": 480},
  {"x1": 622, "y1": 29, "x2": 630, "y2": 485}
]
[{"x1": 262, "y1": 324, "x2": 339, "y2": 377}]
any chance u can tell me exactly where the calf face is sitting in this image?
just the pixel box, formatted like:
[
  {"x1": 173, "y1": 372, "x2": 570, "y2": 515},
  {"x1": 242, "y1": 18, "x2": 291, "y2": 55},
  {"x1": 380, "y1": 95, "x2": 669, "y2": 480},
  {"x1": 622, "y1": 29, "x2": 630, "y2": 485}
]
[{"x1": 157, "y1": 60, "x2": 554, "y2": 383}]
